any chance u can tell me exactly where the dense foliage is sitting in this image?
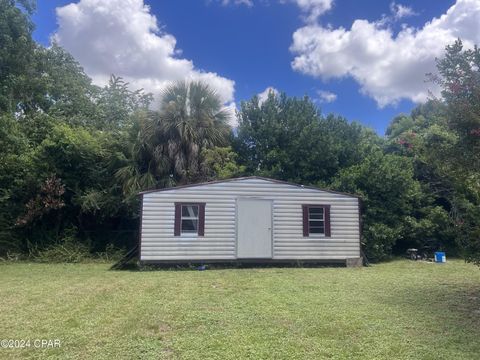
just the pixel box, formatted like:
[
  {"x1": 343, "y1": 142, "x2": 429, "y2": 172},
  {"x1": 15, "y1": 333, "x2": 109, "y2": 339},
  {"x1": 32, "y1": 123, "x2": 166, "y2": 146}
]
[
  {"x1": 234, "y1": 92, "x2": 375, "y2": 185},
  {"x1": 0, "y1": 2, "x2": 478, "y2": 264}
]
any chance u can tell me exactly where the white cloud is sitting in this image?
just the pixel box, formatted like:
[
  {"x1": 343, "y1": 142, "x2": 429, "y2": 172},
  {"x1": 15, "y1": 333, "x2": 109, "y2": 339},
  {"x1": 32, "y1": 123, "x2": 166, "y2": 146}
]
[
  {"x1": 215, "y1": 0, "x2": 333, "y2": 21},
  {"x1": 290, "y1": 0, "x2": 480, "y2": 107},
  {"x1": 53, "y1": 0, "x2": 235, "y2": 106},
  {"x1": 291, "y1": 0, "x2": 333, "y2": 22},
  {"x1": 390, "y1": 2, "x2": 417, "y2": 21},
  {"x1": 317, "y1": 89, "x2": 337, "y2": 103},
  {"x1": 377, "y1": 2, "x2": 417, "y2": 27},
  {"x1": 258, "y1": 86, "x2": 279, "y2": 104},
  {"x1": 223, "y1": 102, "x2": 239, "y2": 127}
]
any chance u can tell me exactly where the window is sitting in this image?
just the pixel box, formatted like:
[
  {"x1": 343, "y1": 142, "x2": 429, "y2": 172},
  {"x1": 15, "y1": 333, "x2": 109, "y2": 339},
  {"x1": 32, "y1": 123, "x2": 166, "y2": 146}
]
[
  {"x1": 302, "y1": 204, "x2": 331, "y2": 237},
  {"x1": 174, "y1": 202, "x2": 205, "y2": 236},
  {"x1": 181, "y1": 204, "x2": 199, "y2": 234},
  {"x1": 308, "y1": 207, "x2": 325, "y2": 234}
]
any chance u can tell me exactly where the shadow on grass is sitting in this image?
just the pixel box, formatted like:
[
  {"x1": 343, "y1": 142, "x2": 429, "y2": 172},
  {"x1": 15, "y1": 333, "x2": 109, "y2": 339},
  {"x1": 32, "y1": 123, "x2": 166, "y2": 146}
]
[{"x1": 112, "y1": 260, "x2": 349, "y2": 272}]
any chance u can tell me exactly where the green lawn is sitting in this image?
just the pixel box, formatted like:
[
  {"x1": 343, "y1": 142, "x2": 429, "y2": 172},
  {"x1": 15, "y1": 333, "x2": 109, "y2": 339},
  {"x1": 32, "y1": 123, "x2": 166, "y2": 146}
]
[{"x1": 0, "y1": 260, "x2": 479, "y2": 359}]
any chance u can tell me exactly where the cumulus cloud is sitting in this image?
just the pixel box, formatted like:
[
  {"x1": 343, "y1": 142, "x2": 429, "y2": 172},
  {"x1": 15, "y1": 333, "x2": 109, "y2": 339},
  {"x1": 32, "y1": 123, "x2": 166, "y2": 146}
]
[
  {"x1": 258, "y1": 86, "x2": 280, "y2": 104},
  {"x1": 317, "y1": 89, "x2": 337, "y2": 103},
  {"x1": 290, "y1": 0, "x2": 480, "y2": 107},
  {"x1": 53, "y1": 0, "x2": 235, "y2": 106}
]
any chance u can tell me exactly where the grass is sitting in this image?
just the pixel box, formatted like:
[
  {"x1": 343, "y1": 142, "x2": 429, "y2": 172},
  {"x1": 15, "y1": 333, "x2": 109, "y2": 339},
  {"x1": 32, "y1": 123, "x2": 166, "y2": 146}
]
[{"x1": 0, "y1": 260, "x2": 479, "y2": 359}]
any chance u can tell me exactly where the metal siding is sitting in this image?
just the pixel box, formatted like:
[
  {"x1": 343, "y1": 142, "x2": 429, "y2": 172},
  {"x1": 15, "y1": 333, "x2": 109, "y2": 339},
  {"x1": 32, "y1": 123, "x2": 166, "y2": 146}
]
[{"x1": 140, "y1": 178, "x2": 360, "y2": 260}]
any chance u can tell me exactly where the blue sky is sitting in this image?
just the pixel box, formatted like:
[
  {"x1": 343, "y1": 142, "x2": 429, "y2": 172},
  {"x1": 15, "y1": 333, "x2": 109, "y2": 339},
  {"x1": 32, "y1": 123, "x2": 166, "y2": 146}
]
[{"x1": 31, "y1": 0, "x2": 476, "y2": 134}]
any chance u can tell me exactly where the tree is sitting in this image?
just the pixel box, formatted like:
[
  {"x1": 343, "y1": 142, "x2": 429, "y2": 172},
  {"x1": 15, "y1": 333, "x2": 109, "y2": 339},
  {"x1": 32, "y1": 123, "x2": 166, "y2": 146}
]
[
  {"x1": 332, "y1": 151, "x2": 424, "y2": 261},
  {"x1": 235, "y1": 91, "x2": 373, "y2": 185},
  {"x1": 0, "y1": 3, "x2": 98, "y2": 117},
  {"x1": 385, "y1": 97, "x2": 479, "y2": 264},
  {"x1": 431, "y1": 39, "x2": 480, "y2": 171},
  {"x1": 438, "y1": 38, "x2": 480, "y2": 263},
  {"x1": 155, "y1": 81, "x2": 231, "y2": 183},
  {"x1": 0, "y1": 2, "x2": 150, "y2": 255},
  {"x1": 0, "y1": 113, "x2": 35, "y2": 254},
  {"x1": 96, "y1": 75, "x2": 153, "y2": 129},
  {"x1": 0, "y1": 0, "x2": 37, "y2": 112},
  {"x1": 397, "y1": 40, "x2": 480, "y2": 265},
  {"x1": 118, "y1": 81, "x2": 232, "y2": 195},
  {"x1": 200, "y1": 147, "x2": 246, "y2": 181}
]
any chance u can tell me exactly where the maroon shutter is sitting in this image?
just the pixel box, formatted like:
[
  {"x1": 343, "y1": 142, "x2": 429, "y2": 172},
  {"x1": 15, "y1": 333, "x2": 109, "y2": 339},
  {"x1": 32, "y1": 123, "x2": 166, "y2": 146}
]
[
  {"x1": 198, "y1": 203, "x2": 205, "y2": 236},
  {"x1": 174, "y1": 203, "x2": 181, "y2": 236},
  {"x1": 324, "y1": 205, "x2": 331, "y2": 237},
  {"x1": 302, "y1": 205, "x2": 309, "y2": 237}
]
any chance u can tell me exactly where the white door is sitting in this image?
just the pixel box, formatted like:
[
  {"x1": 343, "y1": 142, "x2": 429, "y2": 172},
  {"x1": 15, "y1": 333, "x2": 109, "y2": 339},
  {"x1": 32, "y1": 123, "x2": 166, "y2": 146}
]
[{"x1": 237, "y1": 198, "x2": 272, "y2": 258}]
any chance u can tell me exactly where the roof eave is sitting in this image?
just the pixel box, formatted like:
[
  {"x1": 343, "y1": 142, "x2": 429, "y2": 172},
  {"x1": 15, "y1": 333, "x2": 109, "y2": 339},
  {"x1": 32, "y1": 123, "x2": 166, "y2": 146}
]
[{"x1": 138, "y1": 176, "x2": 360, "y2": 199}]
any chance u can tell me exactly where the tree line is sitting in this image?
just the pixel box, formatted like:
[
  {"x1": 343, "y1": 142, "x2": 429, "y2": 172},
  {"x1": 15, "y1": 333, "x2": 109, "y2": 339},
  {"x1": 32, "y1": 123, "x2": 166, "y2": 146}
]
[{"x1": 1, "y1": 1, "x2": 479, "y2": 264}]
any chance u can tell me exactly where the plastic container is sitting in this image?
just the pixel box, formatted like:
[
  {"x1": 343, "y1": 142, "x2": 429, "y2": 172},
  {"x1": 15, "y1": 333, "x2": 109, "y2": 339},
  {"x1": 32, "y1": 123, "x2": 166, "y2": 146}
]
[{"x1": 434, "y1": 252, "x2": 446, "y2": 263}]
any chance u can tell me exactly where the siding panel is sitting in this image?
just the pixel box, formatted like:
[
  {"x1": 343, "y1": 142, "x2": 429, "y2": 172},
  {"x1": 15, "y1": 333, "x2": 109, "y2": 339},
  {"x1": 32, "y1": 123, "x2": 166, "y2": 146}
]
[{"x1": 140, "y1": 178, "x2": 360, "y2": 260}]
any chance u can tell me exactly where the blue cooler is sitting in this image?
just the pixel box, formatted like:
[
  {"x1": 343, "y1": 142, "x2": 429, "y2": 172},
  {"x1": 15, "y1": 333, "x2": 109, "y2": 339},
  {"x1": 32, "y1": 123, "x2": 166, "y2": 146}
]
[{"x1": 435, "y1": 252, "x2": 446, "y2": 263}]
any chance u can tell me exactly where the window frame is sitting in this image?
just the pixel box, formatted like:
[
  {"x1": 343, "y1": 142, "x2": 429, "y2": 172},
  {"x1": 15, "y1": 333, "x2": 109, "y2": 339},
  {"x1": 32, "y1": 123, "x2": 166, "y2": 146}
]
[
  {"x1": 308, "y1": 206, "x2": 325, "y2": 235},
  {"x1": 302, "y1": 204, "x2": 331, "y2": 238},
  {"x1": 180, "y1": 204, "x2": 200, "y2": 235},
  {"x1": 174, "y1": 202, "x2": 205, "y2": 237}
]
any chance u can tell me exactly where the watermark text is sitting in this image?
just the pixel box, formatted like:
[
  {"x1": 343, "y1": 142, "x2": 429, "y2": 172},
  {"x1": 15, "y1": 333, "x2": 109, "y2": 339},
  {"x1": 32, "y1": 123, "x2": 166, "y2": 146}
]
[{"x1": 1, "y1": 339, "x2": 61, "y2": 349}]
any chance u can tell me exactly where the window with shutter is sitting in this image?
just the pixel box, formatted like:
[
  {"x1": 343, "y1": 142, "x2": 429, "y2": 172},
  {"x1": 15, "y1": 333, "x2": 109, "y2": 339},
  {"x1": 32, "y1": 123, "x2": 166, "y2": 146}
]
[
  {"x1": 174, "y1": 203, "x2": 205, "y2": 236},
  {"x1": 302, "y1": 204, "x2": 331, "y2": 237}
]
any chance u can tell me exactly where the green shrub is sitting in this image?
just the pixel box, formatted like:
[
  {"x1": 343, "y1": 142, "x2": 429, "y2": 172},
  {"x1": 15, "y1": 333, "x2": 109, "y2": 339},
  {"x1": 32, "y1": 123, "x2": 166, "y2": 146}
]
[
  {"x1": 95, "y1": 243, "x2": 126, "y2": 262},
  {"x1": 30, "y1": 229, "x2": 91, "y2": 263},
  {"x1": 363, "y1": 223, "x2": 400, "y2": 262},
  {"x1": 31, "y1": 241, "x2": 90, "y2": 263}
]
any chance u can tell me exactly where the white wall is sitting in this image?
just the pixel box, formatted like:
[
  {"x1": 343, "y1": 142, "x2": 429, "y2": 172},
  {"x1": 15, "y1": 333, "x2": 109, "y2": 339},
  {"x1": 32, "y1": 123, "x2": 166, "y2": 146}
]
[{"x1": 140, "y1": 178, "x2": 360, "y2": 261}]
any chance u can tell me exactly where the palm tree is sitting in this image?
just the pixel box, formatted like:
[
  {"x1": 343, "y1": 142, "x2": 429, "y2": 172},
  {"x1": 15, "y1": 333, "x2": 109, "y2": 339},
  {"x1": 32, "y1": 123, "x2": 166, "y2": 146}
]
[
  {"x1": 144, "y1": 81, "x2": 231, "y2": 184},
  {"x1": 117, "y1": 81, "x2": 232, "y2": 194}
]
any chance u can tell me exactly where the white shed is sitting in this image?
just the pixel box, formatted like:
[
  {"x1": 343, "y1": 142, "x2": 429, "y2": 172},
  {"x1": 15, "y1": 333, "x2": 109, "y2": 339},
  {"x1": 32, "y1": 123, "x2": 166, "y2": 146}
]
[{"x1": 139, "y1": 176, "x2": 362, "y2": 266}]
